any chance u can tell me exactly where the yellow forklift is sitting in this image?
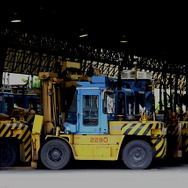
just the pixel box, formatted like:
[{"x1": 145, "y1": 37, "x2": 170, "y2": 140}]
[{"x1": 0, "y1": 62, "x2": 167, "y2": 169}]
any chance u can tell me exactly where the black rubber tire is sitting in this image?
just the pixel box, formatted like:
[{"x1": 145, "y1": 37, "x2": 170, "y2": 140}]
[
  {"x1": 40, "y1": 139, "x2": 72, "y2": 170},
  {"x1": 0, "y1": 141, "x2": 19, "y2": 167},
  {"x1": 122, "y1": 140, "x2": 154, "y2": 169}
]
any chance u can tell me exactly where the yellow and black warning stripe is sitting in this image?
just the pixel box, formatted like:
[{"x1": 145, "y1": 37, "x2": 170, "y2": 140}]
[
  {"x1": 121, "y1": 122, "x2": 167, "y2": 158},
  {"x1": 180, "y1": 121, "x2": 188, "y2": 154},
  {"x1": 166, "y1": 121, "x2": 179, "y2": 135},
  {"x1": 121, "y1": 122, "x2": 162, "y2": 136},
  {"x1": 180, "y1": 121, "x2": 188, "y2": 136},
  {"x1": 182, "y1": 138, "x2": 188, "y2": 153},
  {"x1": 26, "y1": 115, "x2": 35, "y2": 126},
  {"x1": 151, "y1": 138, "x2": 167, "y2": 158},
  {"x1": 0, "y1": 123, "x2": 31, "y2": 162}
]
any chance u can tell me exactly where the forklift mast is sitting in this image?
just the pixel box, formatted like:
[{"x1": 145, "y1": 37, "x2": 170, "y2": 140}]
[{"x1": 38, "y1": 72, "x2": 64, "y2": 134}]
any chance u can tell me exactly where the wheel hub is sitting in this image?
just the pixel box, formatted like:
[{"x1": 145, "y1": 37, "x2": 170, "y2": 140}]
[
  {"x1": 130, "y1": 147, "x2": 145, "y2": 163},
  {"x1": 49, "y1": 148, "x2": 63, "y2": 162}
]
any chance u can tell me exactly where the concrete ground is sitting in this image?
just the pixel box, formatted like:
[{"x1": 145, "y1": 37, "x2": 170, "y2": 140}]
[{"x1": 0, "y1": 160, "x2": 188, "y2": 188}]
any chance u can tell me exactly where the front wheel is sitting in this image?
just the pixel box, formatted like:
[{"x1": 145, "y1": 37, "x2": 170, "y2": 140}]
[
  {"x1": 40, "y1": 139, "x2": 72, "y2": 170},
  {"x1": 0, "y1": 141, "x2": 19, "y2": 167},
  {"x1": 122, "y1": 140, "x2": 154, "y2": 169}
]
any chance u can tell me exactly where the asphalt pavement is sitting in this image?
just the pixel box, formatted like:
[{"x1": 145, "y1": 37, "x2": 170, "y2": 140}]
[{"x1": 0, "y1": 160, "x2": 188, "y2": 188}]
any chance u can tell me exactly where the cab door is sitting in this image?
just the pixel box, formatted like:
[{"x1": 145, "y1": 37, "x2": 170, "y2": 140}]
[{"x1": 77, "y1": 89, "x2": 101, "y2": 134}]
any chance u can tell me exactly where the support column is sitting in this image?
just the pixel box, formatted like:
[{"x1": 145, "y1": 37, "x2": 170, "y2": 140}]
[
  {"x1": 159, "y1": 80, "x2": 163, "y2": 111},
  {"x1": 0, "y1": 37, "x2": 7, "y2": 87},
  {"x1": 174, "y1": 74, "x2": 179, "y2": 113},
  {"x1": 186, "y1": 63, "x2": 188, "y2": 110}
]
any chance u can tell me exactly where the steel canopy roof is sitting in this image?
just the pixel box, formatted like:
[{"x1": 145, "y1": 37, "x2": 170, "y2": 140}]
[{"x1": 0, "y1": 1, "x2": 188, "y2": 75}]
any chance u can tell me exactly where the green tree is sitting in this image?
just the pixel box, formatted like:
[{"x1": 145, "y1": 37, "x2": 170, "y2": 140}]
[{"x1": 21, "y1": 76, "x2": 40, "y2": 88}]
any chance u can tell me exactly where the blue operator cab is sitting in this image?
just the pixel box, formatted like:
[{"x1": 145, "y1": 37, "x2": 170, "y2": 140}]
[{"x1": 64, "y1": 76, "x2": 115, "y2": 135}]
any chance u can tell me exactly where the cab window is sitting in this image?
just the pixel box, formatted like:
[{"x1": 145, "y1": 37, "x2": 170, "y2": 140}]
[
  {"x1": 103, "y1": 91, "x2": 115, "y2": 114},
  {"x1": 83, "y1": 95, "x2": 98, "y2": 126}
]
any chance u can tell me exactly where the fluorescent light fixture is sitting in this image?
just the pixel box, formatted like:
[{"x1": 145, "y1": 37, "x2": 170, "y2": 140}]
[
  {"x1": 120, "y1": 40, "x2": 128, "y2": 43},
  {"x1": 11, "y1": 19, "x2": 22, "y2": 23},
  {"x1": 79, "y1": 33, "x2": 88, "y2": 38},
  {"x1": 120, "y1": 35, "x2": 128, "y2": 43}
]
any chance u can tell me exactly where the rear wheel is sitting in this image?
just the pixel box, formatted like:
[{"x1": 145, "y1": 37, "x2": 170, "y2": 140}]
[
  {"x1": 0, "y1": 141, "x2": 19, "y2": 167},
  {"x1": 122, "y1": 140, "x2": 154, "y2": 169},
  {"x1": 40, "y1": 139, "x2": 72, "y2": 170}
]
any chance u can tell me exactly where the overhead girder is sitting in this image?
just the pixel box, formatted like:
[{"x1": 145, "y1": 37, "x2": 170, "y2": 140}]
[
  {"x1": 0, "y1": 28, "x2": 187, "y2": 91},
  {"x1": 5, "y1": 48, "x2": 60, "y2": 75}
]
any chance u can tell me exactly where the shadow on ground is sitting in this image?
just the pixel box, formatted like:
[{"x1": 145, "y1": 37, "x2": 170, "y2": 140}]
[{"x1": 1, "y1": 158, "x2": 188, "y2": 170}]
